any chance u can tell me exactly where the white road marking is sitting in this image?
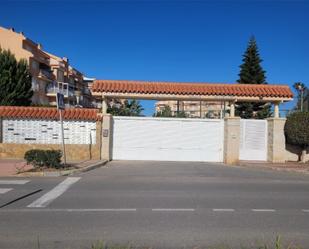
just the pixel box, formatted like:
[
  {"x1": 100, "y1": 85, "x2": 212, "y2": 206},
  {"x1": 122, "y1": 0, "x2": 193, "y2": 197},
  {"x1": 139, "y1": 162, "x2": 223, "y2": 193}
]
[
  {"x1": 252, "y1": 209, "x2": 276, "y2": 212},
  {"x1": 27, "y1": 177, "x2": 80, "y2": 208},
  {"x1": 0, "y1": 188, "x2": 13, "y2": 194},
  {"x1": 1, "y1": 208, "x2": 137, "y2": 212},
  {"x1": 213, "y1": 208, "x2": 235, "y2": 212},
  {"x1": 66, "y1": 208, "x2": 137, "y2": 212},
  {"x1": 0, "y1": 180, "x2": 29, "y2": 185},
  {"x1": 152, "y1": 208, "x2": 195, "y2": 212},
  {"x1": 0, "y1": 208, "x2": 306, "y2": 213}
]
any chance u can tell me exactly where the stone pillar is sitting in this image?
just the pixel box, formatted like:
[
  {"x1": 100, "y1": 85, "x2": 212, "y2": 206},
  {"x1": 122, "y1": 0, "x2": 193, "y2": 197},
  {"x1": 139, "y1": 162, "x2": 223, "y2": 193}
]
[
  {"x1": 224, "y1": 117, "x2": 240, "y2": 164},
  {"x1": 102, "y1": 96, "x2": 108, "y2": 114},
  {"x1": 273, "y1": 102, "x2": 280, "y2": 118},
  {"x1": 95, "y1": 120, "x2": 103, "y2": 160},
  {"x1": 101, "y1": 114, "x2": 113, "y2": 161},
  {"x1": 230, "y1": 101, "x2": 235, "y2": 118},
  {"x1": 0, "y1": 117, "x2": 2, "y2": 143},
  {"x1": 267, "y1": 118, "x2": 286, "y2": 163}
]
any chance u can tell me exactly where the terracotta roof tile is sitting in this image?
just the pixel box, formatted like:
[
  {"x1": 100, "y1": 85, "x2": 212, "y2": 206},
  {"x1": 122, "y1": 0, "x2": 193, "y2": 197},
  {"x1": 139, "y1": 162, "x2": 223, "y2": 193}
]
[
  {"x1": 0, "y1": 106, "x2": 100, "y2": 121},
  {"x1": 92, "y1": 80, "x2": 293, "y2": 99}
]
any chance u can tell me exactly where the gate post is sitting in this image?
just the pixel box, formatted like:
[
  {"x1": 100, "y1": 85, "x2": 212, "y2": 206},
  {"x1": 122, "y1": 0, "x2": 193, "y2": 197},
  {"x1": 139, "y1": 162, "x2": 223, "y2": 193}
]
[
  {"x1": 101, "y1": 114, "x2": 113, "y2": 161},
  {"x1": 0, "y1": 117, "x2": 2, "y2": 143},
  {"x1": 224, "y1": 117, "x2": 240, "y2": 164},
  {"x1": 267, "y1": 118, "x2": 286, "y2": 163}
]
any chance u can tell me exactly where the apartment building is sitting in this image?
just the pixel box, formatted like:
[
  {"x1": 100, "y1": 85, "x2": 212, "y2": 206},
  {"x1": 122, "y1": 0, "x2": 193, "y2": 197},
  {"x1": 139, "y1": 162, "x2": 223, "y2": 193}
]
[
  {"x1": 155, "y1": 100, "x2": 228, "y2": 118},
  {"x1": 0, "y1": 26, "x2": 93, "y2": 107}
]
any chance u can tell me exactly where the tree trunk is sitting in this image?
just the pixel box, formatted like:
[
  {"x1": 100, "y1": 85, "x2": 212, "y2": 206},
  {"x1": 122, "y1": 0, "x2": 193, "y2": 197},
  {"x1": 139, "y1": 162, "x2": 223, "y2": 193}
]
[{"x1": 300, "y1": 148, "x2": 307, "y2": 163}]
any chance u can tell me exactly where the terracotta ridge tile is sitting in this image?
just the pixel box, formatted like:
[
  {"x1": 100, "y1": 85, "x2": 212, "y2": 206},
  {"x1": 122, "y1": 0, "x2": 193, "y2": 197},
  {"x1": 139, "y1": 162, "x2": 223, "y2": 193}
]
[
  {"x1": 0, "y1": 106, "x2": 99, "y2": 121},
  {"x1": 92, "y1": 79, "x2": 293, "y2": 98}
]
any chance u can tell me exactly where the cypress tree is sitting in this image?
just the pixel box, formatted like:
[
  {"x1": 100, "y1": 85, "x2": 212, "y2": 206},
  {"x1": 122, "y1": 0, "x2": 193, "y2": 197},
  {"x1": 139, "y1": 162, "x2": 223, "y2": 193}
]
[
  {"x1": 0, "y1": 47, "x2": 33, "y2": 106},
  {"x1": 235, "y1": 37, "x2": 272, "y2": 119}
]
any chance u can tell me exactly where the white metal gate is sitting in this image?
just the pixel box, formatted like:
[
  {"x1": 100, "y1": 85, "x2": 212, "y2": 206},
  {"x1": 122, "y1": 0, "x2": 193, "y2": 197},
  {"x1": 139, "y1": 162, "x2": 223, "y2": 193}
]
[
  {"x1": 112, "y1": 117, "x2": 224, "y2": 162},
  {"x1": 239, "y1": 119, "x2": 268, "y2": 161}
]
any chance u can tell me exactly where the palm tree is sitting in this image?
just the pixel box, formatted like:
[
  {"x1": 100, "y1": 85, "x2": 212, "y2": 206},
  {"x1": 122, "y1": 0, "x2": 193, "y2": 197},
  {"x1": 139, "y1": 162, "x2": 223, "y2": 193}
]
[
  {"x1": 107, "y1": 99, "x2": 144, "y2": 116},
  {"x1": 293, "y1": 82, "x2": 307, "y2": 111},
  {"x1": 154, "y1": 105, "x2": 173, "y2": 117},
  {"x1": 123, "y1": 99, "x2": 144, "y2": 116}
]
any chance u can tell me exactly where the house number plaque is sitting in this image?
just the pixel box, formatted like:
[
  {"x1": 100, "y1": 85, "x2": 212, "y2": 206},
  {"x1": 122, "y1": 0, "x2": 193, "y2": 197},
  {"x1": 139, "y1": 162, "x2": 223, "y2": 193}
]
[{"x1": 103, "y1": 129, "x2": 109, "y2": 137}]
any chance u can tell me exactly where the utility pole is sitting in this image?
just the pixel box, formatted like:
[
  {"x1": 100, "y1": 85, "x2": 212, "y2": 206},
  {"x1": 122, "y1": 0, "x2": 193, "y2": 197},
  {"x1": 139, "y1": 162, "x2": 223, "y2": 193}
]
[
  {"x1": 59, "y1": 109, "x2": 67, "y2": 165},
  {"x1": 56, "y1": 93, "x2": 66, "y2": 165}
]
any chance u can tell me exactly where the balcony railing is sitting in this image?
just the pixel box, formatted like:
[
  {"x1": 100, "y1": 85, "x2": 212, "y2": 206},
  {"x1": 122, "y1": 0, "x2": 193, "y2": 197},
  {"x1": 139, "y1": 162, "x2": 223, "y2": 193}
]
[
  {"x1": 46, "y1": 82, "x2": 75, "y2": 97},
  {"x1": 39, "y1": 69, "x2": 53, "y2": 80},
  {"x1": 82, "y1": 88, "x2": 91, "y2": 95},
  {"x1": 59, "y1": 61, "x2": 66, "y2": 68}
]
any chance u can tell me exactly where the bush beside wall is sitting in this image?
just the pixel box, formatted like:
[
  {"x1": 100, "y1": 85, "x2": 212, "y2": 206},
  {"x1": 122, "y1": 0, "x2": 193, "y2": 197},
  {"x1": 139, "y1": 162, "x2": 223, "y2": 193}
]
[{"x1": 24, "y1": 149, "x2": 62, "y2": 169}]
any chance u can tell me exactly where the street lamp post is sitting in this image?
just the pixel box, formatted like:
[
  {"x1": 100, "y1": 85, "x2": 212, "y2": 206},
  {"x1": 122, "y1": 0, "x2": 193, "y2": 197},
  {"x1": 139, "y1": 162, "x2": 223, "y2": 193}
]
[{"x1": 300, "y1": 88, "x2": 304, "y2": 112}]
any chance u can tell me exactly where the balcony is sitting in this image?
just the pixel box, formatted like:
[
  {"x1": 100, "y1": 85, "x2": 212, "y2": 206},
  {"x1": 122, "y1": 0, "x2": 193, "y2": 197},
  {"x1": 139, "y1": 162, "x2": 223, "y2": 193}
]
[
  {"x1": 59, "y1": 61, "x2": 66, "y2": 68},
  {"x1": 38, "y1": 68, "x2": 53, "y2": 81},
  {"x1": 82, "y1": 87, "x2": 91, "y2": 95},
  {"x1": 46, "y1": 82, "x2": 75, "y2": 98}
]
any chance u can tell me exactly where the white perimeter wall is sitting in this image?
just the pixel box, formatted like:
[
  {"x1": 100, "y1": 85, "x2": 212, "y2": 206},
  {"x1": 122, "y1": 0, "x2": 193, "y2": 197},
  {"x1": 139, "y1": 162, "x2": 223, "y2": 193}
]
[{"x1": 2, "y1": 119, "x2": 96, "y2": 144}]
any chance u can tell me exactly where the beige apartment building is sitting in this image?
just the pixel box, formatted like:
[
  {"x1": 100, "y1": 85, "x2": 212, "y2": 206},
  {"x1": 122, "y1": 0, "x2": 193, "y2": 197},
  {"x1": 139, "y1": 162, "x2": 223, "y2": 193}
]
[
  {"x1": 0, "y1": 26, "x2": 93, "y2": 107},
  {"x1": 155, "y1": 100, "x2": 228, "y2": 118}
]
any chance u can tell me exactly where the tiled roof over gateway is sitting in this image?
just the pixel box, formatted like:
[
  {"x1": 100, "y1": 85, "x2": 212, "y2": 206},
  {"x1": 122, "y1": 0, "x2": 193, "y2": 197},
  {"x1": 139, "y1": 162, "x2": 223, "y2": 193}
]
[
  {"x1": 0, "y1": 106, "x2": 100, "y2": 121},
  {"x1": 92, "y1": 80, "x2": 293, "y2": 99}
]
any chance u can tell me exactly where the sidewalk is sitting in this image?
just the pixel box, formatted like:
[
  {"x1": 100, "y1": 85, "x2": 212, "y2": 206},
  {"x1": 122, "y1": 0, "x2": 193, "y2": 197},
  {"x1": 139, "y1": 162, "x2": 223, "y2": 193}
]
[
  {"x1": 238, "y1": 160, "x2": 309, "y2": 174},
  {"x1": 0, "y1": 159, "x2": 33, "y2": 176},
  {"x1": 0, "y1": 159, "x2": 107, "y2": 177}
]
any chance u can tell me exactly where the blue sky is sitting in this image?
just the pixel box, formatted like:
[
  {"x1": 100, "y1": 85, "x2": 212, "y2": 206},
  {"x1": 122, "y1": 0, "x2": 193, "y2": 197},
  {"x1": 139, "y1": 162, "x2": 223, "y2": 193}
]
[{"x1": 1, "y1": 0, "x2": 308, "y2": 116}]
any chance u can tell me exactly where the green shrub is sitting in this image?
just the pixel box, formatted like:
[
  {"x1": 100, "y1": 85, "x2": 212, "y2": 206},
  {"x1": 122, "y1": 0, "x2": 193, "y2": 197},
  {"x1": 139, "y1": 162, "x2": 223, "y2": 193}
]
[
  {"x1": 24, "y1": 149, "x2": 46, "y2": 168},
  {"x1": 24, "y1": 149, "x2": 62, "y2": 169},
  {"x1": 285, "y1": 112, "x2": 309, "y2": 147},
  {"x1": 44, "y1": 150, "x2": 62, "y2": 168},
  {"x1": 285, "y1": 111, "x2": 309, "y2": 162}
]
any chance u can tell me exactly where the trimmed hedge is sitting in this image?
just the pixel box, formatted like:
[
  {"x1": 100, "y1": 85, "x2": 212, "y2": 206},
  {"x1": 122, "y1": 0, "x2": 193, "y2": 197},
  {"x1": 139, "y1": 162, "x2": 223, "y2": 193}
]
[
  {"x1": 24, "y1": 149, "x2": 62, "y2": 168},
  {"x1": 285, "y1": 111, "x2": 309, "y2": 148}
]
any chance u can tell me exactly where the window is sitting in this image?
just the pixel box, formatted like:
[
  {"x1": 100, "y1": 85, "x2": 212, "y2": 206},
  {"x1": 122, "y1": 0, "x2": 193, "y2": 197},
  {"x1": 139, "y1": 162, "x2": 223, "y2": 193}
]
[
  {"x1": 31, "y1": 78, "x2": 39, "y2": 91},
  {"x1": 57, "y1": 70, "x2": 64, "y2": 82},
  {"x1": 31, "y1": 61, "x2": 39, "y2": 71},
  {"x1": 24, "y1": 44, "x2": 33, "y2": 53}
]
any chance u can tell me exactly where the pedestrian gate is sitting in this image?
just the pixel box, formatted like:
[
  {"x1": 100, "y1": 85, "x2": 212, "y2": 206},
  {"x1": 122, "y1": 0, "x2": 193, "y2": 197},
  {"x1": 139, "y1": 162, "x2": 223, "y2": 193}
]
[{"x1": 239, "y1": 119, "x2": 268, "y2": 161}]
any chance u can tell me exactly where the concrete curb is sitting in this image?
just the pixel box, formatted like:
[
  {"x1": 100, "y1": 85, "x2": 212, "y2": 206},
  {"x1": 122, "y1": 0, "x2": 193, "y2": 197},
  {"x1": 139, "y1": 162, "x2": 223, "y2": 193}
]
[
  {"x1": 63, "y1": 160, "x2": 108, "y2": 176},
  {"x1": 234, "y1": 162, "x2": 309, "y2": 175},
  {"x1": 16, "y1": 160, "x2": 108, "y2": 177}
]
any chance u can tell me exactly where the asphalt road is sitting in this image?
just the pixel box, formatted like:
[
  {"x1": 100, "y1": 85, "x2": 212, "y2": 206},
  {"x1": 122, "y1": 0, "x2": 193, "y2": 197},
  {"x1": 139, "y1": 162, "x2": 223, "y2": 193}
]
[{"x1": 1, "y1": 160, "x2": 309, "y2": 249}]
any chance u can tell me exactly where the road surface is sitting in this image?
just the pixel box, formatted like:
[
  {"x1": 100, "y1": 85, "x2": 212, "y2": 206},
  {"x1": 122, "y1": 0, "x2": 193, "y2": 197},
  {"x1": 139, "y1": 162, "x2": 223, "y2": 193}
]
[{"x1": 1, "y1": 161, "x2": 309, "y2": 249}]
